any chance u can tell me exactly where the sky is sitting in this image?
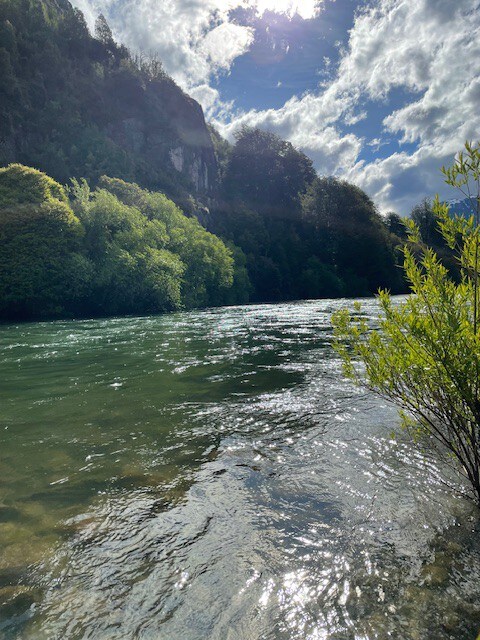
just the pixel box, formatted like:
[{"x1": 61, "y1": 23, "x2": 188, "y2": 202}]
[{"x1": 71, "y1": 0, "x2": 480, "y2": 215}]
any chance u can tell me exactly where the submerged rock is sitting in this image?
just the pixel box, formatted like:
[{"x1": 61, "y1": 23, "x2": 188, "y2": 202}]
[{"x1": 0, "y1": 585, "x2": 40, "y2": 619}]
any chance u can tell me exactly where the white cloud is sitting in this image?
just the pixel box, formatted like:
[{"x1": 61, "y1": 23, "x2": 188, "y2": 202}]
[
  {"x1": 213, "y1": 83, "x2": 363, "y2": 171},
  {"x1": 343, "y1": 0, "x2": 480, "y2": 212},
  {"x1": 71, "y1": 0, "x2": 321, "y2": 88},
  {"x1": 189, "y1": 85, "x2": 221, "y2": 114},
  {"x1": 189, "y1": 84, "x2": 235, "y2": 120},
  {"x1": 252, "y1": 0, "x2": 321, "y2": 20},
  {"x1": 71, "y1": 0, "x2": 480, "y2": 213},
  {"x1": 199, "y1": 22, "x2": 254, "y2": 75},
  {"x1": 71, "y1": 0, "x2": 255, "y2": 88},
  {"x1": 213, "y1": 0, "x2": 480, "y2": 213}
]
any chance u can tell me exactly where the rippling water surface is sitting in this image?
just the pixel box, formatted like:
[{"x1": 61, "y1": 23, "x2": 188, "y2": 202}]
[{"x1": 1, "y1": 298, "x2": 480, "y2": 639}]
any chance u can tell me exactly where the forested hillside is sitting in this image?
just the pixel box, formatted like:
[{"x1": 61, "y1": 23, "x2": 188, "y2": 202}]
[
  {"x1": 209, "y1": 127, "x2": 405, "y2": 300},
  {"x1": 0, "y1": 0, "x2": 217, "y2": 206},
  {"x1": 0, "y1": 0, "x2": 409, "y2": 320},
  {"x1": 0, "y1": 164, "x2": 236, "y2": 319}
]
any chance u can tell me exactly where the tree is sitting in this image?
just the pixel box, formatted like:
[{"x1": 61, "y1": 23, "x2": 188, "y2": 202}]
[
  {"x1": 302, "y1": 177, "x2": 404, "y2": 294},
  {"x1": 72, "y1": 176, "x2": 235, "y2": 313},
  {"x1": 223, "y1": 126, "x2": 316, "y2": 216},
  {"x1": 410, "y1": 198, "x2": 445, "y2": 247},
  {"x1": 0, "y1": 164, "x2": 87, "y2": 319},
  {"x1": 332, "y1": 142, "x2": 480, "y2": 506},
  {"x1": 94, "y1": 14, "x2": 114, "y2": 47},
  {"x1": 0, "y1": 166, "x2": 235, "y2": 320},
  {"x1": 385, "y1": 211, "x2": 408, "y2": 240},
  {"x1": 409, "y1": 197, "x2": 461, "y2": 283}
]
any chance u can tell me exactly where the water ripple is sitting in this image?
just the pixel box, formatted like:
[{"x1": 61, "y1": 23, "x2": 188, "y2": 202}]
[{"x1": 0, "y1": 298, "x2": 479, "y2": 639}]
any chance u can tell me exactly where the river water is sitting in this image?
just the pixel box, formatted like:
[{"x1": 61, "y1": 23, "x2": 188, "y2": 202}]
[{"x1": 0, "y1": 298, "x2": 479, "y2": 640}]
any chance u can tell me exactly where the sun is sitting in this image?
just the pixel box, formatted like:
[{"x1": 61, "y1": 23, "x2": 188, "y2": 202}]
[
  {"x1": 217, "y1": 1, "x2": 320, "y2": 21},
  {"x1": 248, "y1": 0, "x2": 320, "y2": 20}
]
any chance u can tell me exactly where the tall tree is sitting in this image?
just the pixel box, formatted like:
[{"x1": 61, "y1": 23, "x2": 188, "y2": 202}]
[
  {"x1": 223, "y1": 126, "x2": 316, "y2": 216},
  {"x1": 410, "y1": 198, "x2": 444, "y2": 246},
  {"x1": 0, "y1": 164, "x2": 88, "y2": 319},
  {"x1": 94, "y1": 13, "x2": 114, "y2": 47}
]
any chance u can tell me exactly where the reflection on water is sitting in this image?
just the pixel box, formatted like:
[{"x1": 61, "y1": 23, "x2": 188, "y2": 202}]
[{"x1": 0, "y1": 298, "x2": 479, "y2": 639}]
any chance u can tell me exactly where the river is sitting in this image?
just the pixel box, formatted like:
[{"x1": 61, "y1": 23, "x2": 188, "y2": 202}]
[{"x1": 0, "y1": 298, "x2": 479, "y2": 639}]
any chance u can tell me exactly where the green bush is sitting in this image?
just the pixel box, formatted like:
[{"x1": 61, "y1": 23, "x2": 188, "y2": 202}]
[
  {"x1": 0, "y1": 166, "x2": 235, "y2": 319},
  {"x1": 92, "y1": 177, "x2": 234, "y2": 308},
  {"x1": 332, "y1": 143, "x2": 480, "y2": 506},
  {"x1": 71, "y1": 184, "x2": 185, "y2": 314},
  {"x1": 0, "y1": 164, "x2": 85, "y2": 318}
]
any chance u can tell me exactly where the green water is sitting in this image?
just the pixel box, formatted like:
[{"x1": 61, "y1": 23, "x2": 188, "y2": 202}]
[{"x1": 0, "y1": 299, "x2": 479, "y2": 639}]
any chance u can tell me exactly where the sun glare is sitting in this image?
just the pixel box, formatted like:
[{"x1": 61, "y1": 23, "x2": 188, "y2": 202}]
[{"x1": 247, "y1": 0, "x2": 319, "y2": 20}]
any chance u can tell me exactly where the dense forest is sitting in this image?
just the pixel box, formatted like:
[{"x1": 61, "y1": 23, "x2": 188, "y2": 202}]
[
  {"x1": 0, "y1": 0, "x2": 218, "y2": 204},
  {"x1": 0, "y1": 0, "x2": 415, "y2": 320},
  {"x1": 0, "y1": 164, "x2": 236, "y2": 319},
  {"x1": 209, "y1": 127, "x2": 405, "y2": 301}
]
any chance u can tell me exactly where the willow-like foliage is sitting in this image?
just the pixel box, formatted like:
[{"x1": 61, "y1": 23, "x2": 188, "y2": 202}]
[{"x1": 332, "y1": 142, "x2": 480, "y2": 506}]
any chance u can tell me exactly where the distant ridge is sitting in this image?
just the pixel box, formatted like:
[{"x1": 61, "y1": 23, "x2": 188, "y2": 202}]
[{"x1": 445, "y1": 197, "x2": 478, "y2": 218}]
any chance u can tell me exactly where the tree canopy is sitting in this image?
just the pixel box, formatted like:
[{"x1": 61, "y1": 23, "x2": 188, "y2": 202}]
[
  {"x1": 223, "y1": 126, "x2": 316, "y2": 216},
  {"x1": 209, "y1": 147, "x2": 405, "y2": 303},
  {"x1": 0, "y1": 165, "x2": 236, "y2": 319},
  {"x1": 0, "y1": 164, "x2": 85, "y2": 318}
]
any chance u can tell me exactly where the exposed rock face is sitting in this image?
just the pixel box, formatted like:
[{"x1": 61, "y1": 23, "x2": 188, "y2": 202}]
[
  {"x1": 100, "y1": 74, "x2": 217, "y2": 197},
  {"x1": 163, "y1": 91, "x2": 215, "y2": 194},
  {"x1": 170, "y1": 147, "x2": 184, "y2": 172},
  {"x1": 169, "y1": 147, "x2": 211, "y2": 192}
]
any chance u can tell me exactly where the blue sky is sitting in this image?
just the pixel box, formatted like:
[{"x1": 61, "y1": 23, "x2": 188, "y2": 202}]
[{"x1": 72, "y1": 0, "x2": 480, "y2": 215}]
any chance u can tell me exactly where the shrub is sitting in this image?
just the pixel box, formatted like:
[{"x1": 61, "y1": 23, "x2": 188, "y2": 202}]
[
  {"x1": 332, "y1": 142, "x2": 480, "y2": 506},
  {"x1": 0, "y1": 164, "x2": 84, "y2": 318}
]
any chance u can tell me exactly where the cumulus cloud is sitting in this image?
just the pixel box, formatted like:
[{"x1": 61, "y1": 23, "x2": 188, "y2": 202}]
[
  {"x1": 71, "y1": 0, "x2": 480, "y2": 213},
  {"x1": 214, "y1": 0, "x2": 480, "y2": 212},
  {"x1": 343, "y1": 0, "x2": 480, "y2": 212},
  {"x1": 199, "y1": 22, "x2": 255, "y2": 75},
  {"x1": 213, "y1": 84, "x2": 364, "y2": 174},
  {"x1": 252, "y1": 0, "x2": 320, "y2": 20},
  {"x1": 189, "y1": 84, "x2": 235, "y2": 120},
  {"x1": 71, "y1": 0, "x2": 322, "y2": 88},
  {"x1": 71, "y1": 0, "x2": 256, "y2": 87},
  {"x1": 347, "y1": 149, "x2": 448, "y2": 215}
]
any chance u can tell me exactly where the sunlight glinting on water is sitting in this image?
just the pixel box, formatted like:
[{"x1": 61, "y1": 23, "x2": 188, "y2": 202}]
[{"x1": 0, "y1": 299, "x2": 479, "y2": 639}]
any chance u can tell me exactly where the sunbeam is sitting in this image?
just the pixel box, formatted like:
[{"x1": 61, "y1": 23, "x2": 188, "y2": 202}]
[{"x1": 252, "y1": 0, "x2": 320, "y2": 19}]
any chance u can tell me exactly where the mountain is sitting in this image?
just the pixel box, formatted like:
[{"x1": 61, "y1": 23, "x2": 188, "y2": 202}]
[
  {"x1": 446, "y1": 197, "x2": 478, "y2": 218},
  {"x1": 0, "y1": 0, "x2": 408, "y2": 319},
  {"x1": 0, "y1": 0, "x2": 217, "y2": 208}
]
